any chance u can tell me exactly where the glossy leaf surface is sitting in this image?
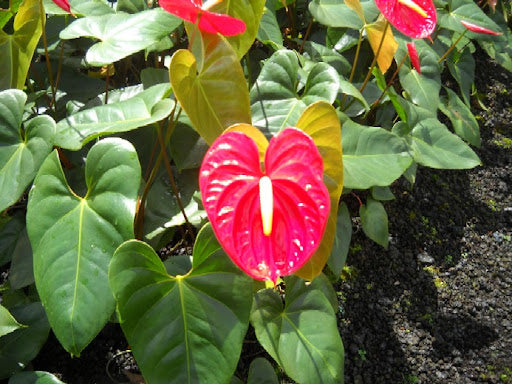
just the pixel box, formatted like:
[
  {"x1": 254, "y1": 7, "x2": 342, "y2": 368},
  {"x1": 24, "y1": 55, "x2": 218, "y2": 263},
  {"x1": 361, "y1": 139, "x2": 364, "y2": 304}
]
[
  {"x1": 360, "y1": 197, "x2": 389, "y2": 248},
  {"x1": 0, "y1": 89, "x2": 55, "y2": 212},
  {"x1": 27, "y1": 139, "x2": 141, "y2": 355},
  {"x1": 59, "y1": 9, "x2": 182, "y2": 66},
  {"x1": 109, "y1": 224, "x2": 253, "y2": 384},
  {"x1": 0, "y1": 304, "x2": 24, "y2": 337},
  {"x1": 55, "y1": 84, "x2": 173, "y2": 150},
  {"x1": 251, "y1": 275, "x2": 344, "y2": 383},
  {"x1": 247, "y1": 358, "x2": 279, "y2": 384},
  {"x1": 327, "y1": 202, "x2": 352, "y2": 276},
  {"x1": 374, "y1": 0, "x2": 436, "y2": 38},
  {"x1": 170, "y1": 34, "x2": 251, "y2": 145},
  {"x1": 8, "y1": 371, "x2": 65, "y2": 384}
]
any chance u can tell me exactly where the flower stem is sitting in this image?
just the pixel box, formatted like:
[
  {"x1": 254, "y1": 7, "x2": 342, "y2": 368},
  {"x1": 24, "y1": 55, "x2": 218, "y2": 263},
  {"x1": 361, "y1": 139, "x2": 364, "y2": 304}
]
[
  {"x1": 359, "y1": 20, "x2": 390, "y2": 94},
  {"x1": 438, "y1": 30, "x2": 467, "y2": 64},
  {"x1": 38, "y1": 0, "x2": 57, "y2": 117}
]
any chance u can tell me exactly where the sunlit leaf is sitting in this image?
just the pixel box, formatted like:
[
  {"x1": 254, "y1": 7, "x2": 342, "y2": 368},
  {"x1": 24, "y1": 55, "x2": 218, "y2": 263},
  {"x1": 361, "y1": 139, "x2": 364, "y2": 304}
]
[{"x1": 366, "y1": 17, "x2": 398, "y2": 73}]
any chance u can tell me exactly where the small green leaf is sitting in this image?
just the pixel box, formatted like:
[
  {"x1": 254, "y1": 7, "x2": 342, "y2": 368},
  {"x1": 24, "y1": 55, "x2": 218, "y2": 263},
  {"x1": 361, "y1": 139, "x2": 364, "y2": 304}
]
[
  {"x1": 0, "y1": 302, "x2": 50, "y2": 379},
  {"x1": 247, "y1": 358, "x2": 279, "y2": 384},
  {"x1": 409, "y1": 118, "x2": 481, "y2": 169},
  {"x1": 251, "y1": 275, "x2": 344, "y2": 384},
  {"x1": 0, "y1": 89, "x2": 55, "y2": 212},
  {"x1": 27, "y1": 138, "x2": 141, "y2": 355},
  {"x1": 0, "y1": 304, "x2": 25, "y2": 337},
  {"x1": 439, "y1": 87, "x2": 480, "y2": 147},
  {"x1": 8, "y1": 371, "x2": 66, "y2": 384},
  {"x1": 371, "y1": 186, "x2": 395, "y2": 201},
  {"x1": 55, "y1": 84, "x2": 173, "y2": 150},
  {"x1": 109, "y1": 224, "x2": 253, "y2": 383},
  {"x1": 59, "y1": 8, "x2": 182, "y2": 66},
  {"x1": 327, "y1": 202, "x2": 352, "y2": 276},
  {"x1": 170, "y1": 34, "x2": 251, "y2": 145},
  {"x1": 257, "y1": 0, "x2": 283, "y2": 48},
  {"x1": 360, "y1": 197, "x2": 388, "y2": 248},
  {"x1": 342, "y1": 119, "x2": 412, "y2": 189},
  {"x1": 250, "y1": 50, "x2": 339, "y2": 136}
]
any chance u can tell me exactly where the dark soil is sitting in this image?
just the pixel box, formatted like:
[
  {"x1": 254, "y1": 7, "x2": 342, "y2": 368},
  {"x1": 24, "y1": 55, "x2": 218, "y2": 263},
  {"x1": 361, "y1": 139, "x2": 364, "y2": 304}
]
[
  {"x1": 340, "y1": 50, "x2": 512, "y2": 384},
  {"x1": 12, "y1": 51, "x2": 511, "y2": 384}
]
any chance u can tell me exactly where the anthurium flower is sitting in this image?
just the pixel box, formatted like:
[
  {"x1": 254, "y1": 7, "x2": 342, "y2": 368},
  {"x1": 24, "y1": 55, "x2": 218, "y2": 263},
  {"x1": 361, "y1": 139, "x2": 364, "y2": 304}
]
[
  {"x1": 159, "y1": 0, "x2": 246, "y2": 36},
  {"x1": 407, "y1": 42, "x2": 421, "y2": 73},
  {"x1": 460, "y1": 20, "x2": 502, "y2": 36},
  {"x1": 199, "y1": 128, "x2": 330, "y2": 283},
  {"x1": 52, "y1": 0, "x2": 71, "y2": 13},
  {"x1": 374, "y1": 0, "x2": 437, "y2": 38}
]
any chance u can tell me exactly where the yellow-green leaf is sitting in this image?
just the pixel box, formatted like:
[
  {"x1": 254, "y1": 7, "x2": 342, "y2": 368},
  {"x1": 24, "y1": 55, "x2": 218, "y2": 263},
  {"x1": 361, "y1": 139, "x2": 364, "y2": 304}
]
[
  {"x1": 366, "y1": 17, "x2": 398, "y2": 74},
  {"x1": 294, "y1": 101, "x2": 343, "y2": 280}
]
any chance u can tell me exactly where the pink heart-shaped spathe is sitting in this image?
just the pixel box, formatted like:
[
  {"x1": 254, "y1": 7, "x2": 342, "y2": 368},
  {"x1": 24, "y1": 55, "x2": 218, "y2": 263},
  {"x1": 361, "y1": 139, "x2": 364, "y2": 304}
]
[
  {"x1": 199, "y1": 127, "x2": 330, "y2": 283},
  {"x1": 375, "y1": 0, "x2": 437, "y2": 39}
]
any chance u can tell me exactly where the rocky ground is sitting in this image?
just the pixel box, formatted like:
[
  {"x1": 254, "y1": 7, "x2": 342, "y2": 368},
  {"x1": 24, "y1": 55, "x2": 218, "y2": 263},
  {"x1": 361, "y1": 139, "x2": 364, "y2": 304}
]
[{"x1": 339, "y1": 51, "x2": 512, "y2": 383}]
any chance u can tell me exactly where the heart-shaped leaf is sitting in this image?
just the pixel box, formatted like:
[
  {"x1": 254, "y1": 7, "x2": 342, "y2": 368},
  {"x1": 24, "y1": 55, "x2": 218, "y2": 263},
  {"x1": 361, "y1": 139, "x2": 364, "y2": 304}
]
[
  {"x1": 309, "y1": 0, "x2": 379, "y2": 29},
  {"x1": 257, "y1": 0, "x2": 283, "y2": 49},
  {"x1": 342, "y1": 119, "x2": 412, "y2": 189},
  {"x1": 250, "y1": 50, "x2": 339, "y2": 136},
  {"x1": 0, "y1": 304, "x2": 25, "y2": 337},
  {"x1": 251, "y1": 275, "x2": 344, "y2": 384},
  {"x1": 170, "y1": 34, "x2": 251, "y2": 145},
  {"x1": 26, "y1": 138, "x2": 141, "y2": 355},
  {"x1": 200, "y1": 128, "x2": 330, "y2": 282},
  {"x1": 437, "y1": 0, "x2": 501, "y2": 36},
  {"x1": 0, "y1": 0, "x2": 42, "y2": 89},
  {"x1": 360, "y1": 197, "x2": 388, "y2": 248},
  {"x1": 109, "y1": 224, "x2": 253, "y2": 383},
  {"x1": 55, "y1": 84, "x2": 173, "y2": 150},
  {"x1": 366, "y1": 17, "x2": 398, "y2": 73},
  {"x1": 446, "y1": 47, "x2": 474, "y2": 106},
  {"x1": 294, "y1": 102, "x2": 343, "y2": 280},
  {"x1": 59, "y1": 8, "x2": 182, "y2": 66},
  {"x1": 0, "y1": 89, "x2": 55, "y2": 212},
  {"x1": 247, "y1": 358, "x2": 279, "y2": 384}
]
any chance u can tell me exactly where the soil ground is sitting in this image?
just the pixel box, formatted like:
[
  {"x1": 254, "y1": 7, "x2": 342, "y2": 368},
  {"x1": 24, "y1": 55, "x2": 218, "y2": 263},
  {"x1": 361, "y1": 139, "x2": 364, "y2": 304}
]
[{"x1": 11, "y1": 50, "x2": 511, "y2": 384}]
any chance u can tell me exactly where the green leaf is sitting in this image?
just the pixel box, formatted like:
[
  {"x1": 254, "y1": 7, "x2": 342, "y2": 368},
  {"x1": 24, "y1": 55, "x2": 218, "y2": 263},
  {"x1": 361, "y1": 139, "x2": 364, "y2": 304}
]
[
  {"x1": 446, "y1": 47, "x2": 474, "y2": 106},
  {"x1": 213, "y1": 0, "x2": 266, "y2": 59},
  {"x1": 342, "y1": 119, "x2": 412, "y2": 189},
  {"x1": 55, "y1": 84, "x2": 174, "y2": 150},
  {"x1": 438, "y1": 0, "x2": 502, "y2": 36},
  {"x1": 26, "y1": 138, "x2": 141, "y2": 355},
  {"x1": 116, "y1": 0, "x2": 147, "y2": 13},
  {"x1": 0, "y1": 304, "x2": 25, "y2": 337},
  {"x1": 247, "y1": 358, "x2": 279, "y2": 384},
  {"x1": 408, "y1": 118, "x2": 481, "y2": 169},
  {"x1": 309, "y1": 0, "x2": 378, "y2": 29},
  {"x1": 0, "y1": 212, "x2": 25, "y2": 267},
  {"x1": 398, "y1": 40, "x2": 441, "y2": 115},
  {"x1": 371, "y1": 186, "x2": 395, "y2": 201},
  {"x1": 170, "y1": 34, "x2": 251, "y2": 145},
  {"x1": 8, "y1": 371, "x2": 66, "y2": 384},
  {"x1": 0, "y1": 0, "x2": 43, "y2": 89},
  {"x1": 295, "y1": 102, "x2": 343, "y2": 280},
  {"x1": 0, "y1": 0, "x2": 22, "y2": 29},
  {"x1": 360, "y1": 197, "x2": 388, "y2": 248},
  {"x1": 257, "y1": 0, "x2": 284, "y2": 48},
  {"x1": 339, "y1": 78, "x2": 370, "y2": 113},
  {"x1": 251, "y1": 275, "x2": 344, "y2": 384},
  {"x1": 0, "y1": 89, "x2": 55, "y2": 212},
  {"x1": 327, "y1": 202, "x2": 352, "y2": 276},
  {"x1": 439, "y1": 87, "x2": 480, "y2": 147},
  {"x1": 59, "y1": 8, "x2": 182, "y2": 66},
  {"x1": 8, "y1": 228, "x2": 34, "y2": 290},
  {"x1": 302, "y1": 41, "x2": 351, "y2": 76},
  {"x1": 250, "y1": 50, "x2": 339, "y2": 136},
  {"x1": 477, "y1": 10, "x2": 512, "y2": 72},
  {"x1": 0, "y1": 302, "x2": 50, "y2": 379},
  {"x1": 109, "y1": 224, "x2": 253, "y2": 384}
]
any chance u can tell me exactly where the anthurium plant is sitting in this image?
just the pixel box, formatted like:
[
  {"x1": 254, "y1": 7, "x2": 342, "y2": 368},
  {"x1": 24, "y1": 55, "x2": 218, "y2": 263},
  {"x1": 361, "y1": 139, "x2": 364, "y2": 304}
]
[{"x1": 0, "y1": 0, "x2": 510, "y2": 382}]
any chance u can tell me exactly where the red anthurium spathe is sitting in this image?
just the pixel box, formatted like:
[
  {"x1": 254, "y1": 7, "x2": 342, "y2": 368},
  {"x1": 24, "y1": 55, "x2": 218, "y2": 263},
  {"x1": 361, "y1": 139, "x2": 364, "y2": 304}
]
[
  {"x1": 374, "y1": 0, "x2": 437, "y2": 38},
  {"x1": 199, "y1": 128, "x2": 330, "y2": 283},
  {"x1": 52, "y1": 0, "x2": 71, "y2": 13},
  {"x1": 460, "y1": 20, "x2": 502, "y2": 36},
  {"x1": 159, "y1": 0, "x2": 246, "y2": 36},
  {"x1": 407, "y1": 42, "x2": 421, "y2": 73}
]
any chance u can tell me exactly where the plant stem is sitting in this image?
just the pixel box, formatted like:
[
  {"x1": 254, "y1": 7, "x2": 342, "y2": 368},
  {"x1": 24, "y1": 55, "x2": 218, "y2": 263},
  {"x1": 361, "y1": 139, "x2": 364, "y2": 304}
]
[
  {"x1": 359, "y1": 20, "x2": 389, "y2": 94},
  {"x1": 299, "y1": 19, "x2": 313, "y2": 53},
  {"x1": 38, "y1": 0, "x2": 57, "y2": 117},
  {"x1": 438, "y1": 30, "x2": 467, "y2": 63},
  {"x1": 340, "y1": 28, "x2": 364, "y2": 109},
  {"x1": 371, "y1": 52, "x2": 408, "y2": 108}
]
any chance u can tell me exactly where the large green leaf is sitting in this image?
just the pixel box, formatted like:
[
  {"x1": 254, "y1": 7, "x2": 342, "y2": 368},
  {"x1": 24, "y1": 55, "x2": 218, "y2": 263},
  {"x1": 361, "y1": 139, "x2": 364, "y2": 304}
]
[
  {"x1": 446, "y1": 47, "x2": 474, "y2": 106},
  {"x1": 309, "y1": 0, "x2": 378, "y2": 29},
  {"x1": 170, "y1": 34, "x2": 251, "y2": 145},
  {"x1": 59, "y1": 8, "x2": 182, "y2": 66},
  {"x1": 251, "y1": 275, "x2": 344, "y2": 384},
  {"x1": 0, "y1": 302, "x2": 50, "y2": 379},
  {"x1": 250, "y1": 50, "x2": 339, "y2": 136},
  {"x1": 437, "y1": 0, "x2": 502, "y2": 36},
  {"x1": 0, "y1": 89, "x2": 55, "y2": 212},
  {"x1": 439, "y1": 87, "x2": 480, "y2": 147},
  {"x1": 8, "y1": 228, "x2": 34, "y2": 289},
  {"x1": 0, "y1": 304, "x2": 25, "y2": 337},
  {"x1": 398, "y1": 40, "x2": 441, "y2": 115},
  {"x1": 109, "y1": 224, "x2": 253, "y2": 384},
  {"x1": 477, "y1": 10, "x2": 512, "y2": 72},
  {"x1": 341, "y1": 119, "x2": 412, "y2": 189},
  {"x1": 408, "y1": 118, "x2": 481, "y2": 169},
  {"x1": 213, "y1": 0, "x2": 266, "y2": 58},
  {"x1": 295, "y1": 102, "x2": 343, "y2": 280},
  {"x1": 8, "y1": 371, "x2": 66, "y2": 384},
  {"x1": 247, "y1": 358, "x2": 279, "y2": 384},
  {"x1": 327, "y1": 202, "x2": 352, "y2": 276},
  {"x1": 55, "y1": 84, "x2": 173, "y2": 150},
  {"x1": 26, "y1": 138, "x2": 141, "y2": 355},
  {"x1": 0, "y1": 0, "x2": 42, "y2": 90}
]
